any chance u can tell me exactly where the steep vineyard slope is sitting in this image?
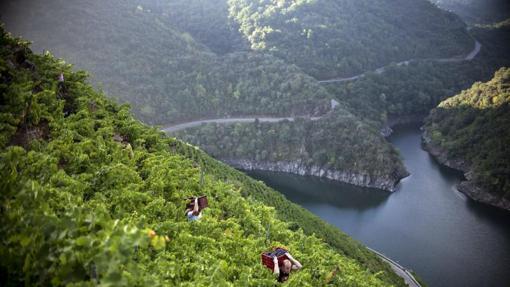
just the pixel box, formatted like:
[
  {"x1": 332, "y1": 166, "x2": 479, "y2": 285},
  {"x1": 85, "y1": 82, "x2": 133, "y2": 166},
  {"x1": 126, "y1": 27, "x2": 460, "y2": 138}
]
[{"x1": 0, "y1": 28, "x2": 405, "y2": 286}]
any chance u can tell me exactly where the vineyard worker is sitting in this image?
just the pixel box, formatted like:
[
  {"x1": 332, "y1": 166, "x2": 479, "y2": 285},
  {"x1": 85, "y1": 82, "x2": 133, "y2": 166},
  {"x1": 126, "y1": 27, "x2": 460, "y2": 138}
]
[
  {"x1": 272, "y1": 251, "x2": 302, "y2": 282},
  {"x1": 185, "y1": 197, "x2": 202, "y2": 221},
  {"x1": 57, "y1": 72, "x2": 67, "y2": 96}
]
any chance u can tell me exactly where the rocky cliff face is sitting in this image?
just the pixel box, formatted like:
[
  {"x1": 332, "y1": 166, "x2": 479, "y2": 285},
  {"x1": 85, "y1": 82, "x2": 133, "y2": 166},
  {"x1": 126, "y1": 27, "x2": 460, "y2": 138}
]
[
  {"x1": 458, "y1": 181, "x2": 510, "y2": 210},
  {"x1": 422, "y1": 131, "x2": 510, "y2": 211},
  {"x1": 223, "y1": 159, "x2": 409, "y2": 192},
  {"x1": 421, "y1": 131, "x2": 469, "y2": 171}
]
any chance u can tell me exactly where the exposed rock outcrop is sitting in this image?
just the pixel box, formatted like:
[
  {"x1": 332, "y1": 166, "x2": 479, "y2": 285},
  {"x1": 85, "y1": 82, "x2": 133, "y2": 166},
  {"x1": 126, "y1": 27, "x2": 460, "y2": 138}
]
[
  {"x1": 458, "y1": 181, "x2": 510, "y2": 210},
  {"x1": 223, "y1": 159, "x2": 409, "y2": 192},
  {"x1": 422, "y1": 131, "x2": 510, "y2": 211}
]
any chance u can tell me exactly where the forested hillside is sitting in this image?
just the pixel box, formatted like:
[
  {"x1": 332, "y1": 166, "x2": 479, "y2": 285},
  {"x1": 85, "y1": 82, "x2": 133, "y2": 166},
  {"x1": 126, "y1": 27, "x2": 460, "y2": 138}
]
[
  {"x1": 0, "y1": 0, "x2": 412, "y2": 190},
  {"x1": 166, "y1": 1, "x2": 510, "y2": 190},
  {"x1": 0, "y1": 0, "x2": 492, "y2": 194},
  {"x1": 0, "y1": 0, "x2": 478, "y2": 123},
  {"x1": 322, "y1": 20, "x2": 510, "y2": 130},
  {"x1": 0, "y1": 0, "x2": 331, "y2": 125},
  {"x1": 175, "y1": 113, "x2": 408, "y2": 191},
  {"x1": 0, "y1": 28, "x2": 407, "y2": 286},
  {"x1": 145, "y1": 0, "x2": 249, "y2": 54},
  {"x1": 229, "y1": 0, "x2": 473, "y2": 79},
  {"x1": 432, "y1": 0, "x2": 510, "y2": 24},
  {"x1": 423, "y1": 68, "x2": 510, "y2": 210}
]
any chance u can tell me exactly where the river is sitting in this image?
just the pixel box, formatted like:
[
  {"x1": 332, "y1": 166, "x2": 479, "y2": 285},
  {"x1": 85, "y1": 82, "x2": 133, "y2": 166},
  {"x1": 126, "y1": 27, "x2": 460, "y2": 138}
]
[{"x1": 247, "y1": 125, "x2": 510, "y2": 287}]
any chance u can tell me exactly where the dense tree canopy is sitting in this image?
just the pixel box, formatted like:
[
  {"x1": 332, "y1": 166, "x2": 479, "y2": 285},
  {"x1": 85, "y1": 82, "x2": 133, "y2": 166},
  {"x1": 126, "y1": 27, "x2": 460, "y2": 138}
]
[
  {"x1": 2, "y1": 0, "x2": 506, "y2": 200},
  {"x1": 0, "y1": 0, "x2": 331, "y2": 125},
  {"x1": 229, "y1": 0, "x2": 473, "y2": 79},
  {"x1": 0, "y1": 0, "x2": 486, "y2": 190},
  {"x1": 174, "y1": 112, "x2": 407, "y2": 190},
  {"x1": 322, "y1": 22, "x2": 510, "y2": 128},
  {"x1": 424, "y1": 68, "x2": 510, "y2": 203},
  {"x1": 432, "y1": 0, "x2": 510, "y2": 24}
]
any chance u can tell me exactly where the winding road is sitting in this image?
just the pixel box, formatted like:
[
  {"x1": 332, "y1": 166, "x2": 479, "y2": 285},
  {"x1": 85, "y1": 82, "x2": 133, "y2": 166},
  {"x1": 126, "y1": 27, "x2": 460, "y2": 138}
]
[
  {"x1": 161, "y1": 40, "x2": 481, "y2": 133},
  {"x1": 318, "y1": 40, "x2": 481, "y2": 84},
  {"x1": 162, "y1": 116, "x2": 322, "y2": 133},
  {"x1": 368, "y1": 248, "x2": 421, "y2": 287},
  {"x1": 159, "y1": 40, "x2": 482, "y2": 287}
]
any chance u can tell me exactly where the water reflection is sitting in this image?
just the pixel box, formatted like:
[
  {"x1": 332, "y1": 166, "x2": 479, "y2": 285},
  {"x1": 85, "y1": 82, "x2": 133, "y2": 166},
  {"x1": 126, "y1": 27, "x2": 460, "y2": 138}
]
[
  {"x1": 246, "y1": 125, "x2": 510, "y2": 287},
  {"x1": 248, "y1": 171, "x2": 390, "y2": 211}
]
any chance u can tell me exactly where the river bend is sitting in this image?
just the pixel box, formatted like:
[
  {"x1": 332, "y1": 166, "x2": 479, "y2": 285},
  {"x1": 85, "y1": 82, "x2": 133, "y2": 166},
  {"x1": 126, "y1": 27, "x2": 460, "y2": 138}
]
[{"x1": 248, "y1": 125, "x2": 510, "y2": 287}]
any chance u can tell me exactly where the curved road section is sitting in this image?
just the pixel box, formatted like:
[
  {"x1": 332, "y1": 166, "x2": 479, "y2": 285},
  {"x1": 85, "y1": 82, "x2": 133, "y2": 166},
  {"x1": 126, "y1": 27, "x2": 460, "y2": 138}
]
[
  {"x1": 162, "y1": 116, "x2": 322, "y2": 133},
  {"x1": 157, "y1": 42, "x2": 480, "y2": 287},
  {"x1": 318, "y1": 40, "x2": 482, "y2": 84},
  {"x1": 368, "y1": 248, "x2": 421, "y2": 287},
  {"x1": 161, "y1": 39, "x2": 481, "y2": 132}
]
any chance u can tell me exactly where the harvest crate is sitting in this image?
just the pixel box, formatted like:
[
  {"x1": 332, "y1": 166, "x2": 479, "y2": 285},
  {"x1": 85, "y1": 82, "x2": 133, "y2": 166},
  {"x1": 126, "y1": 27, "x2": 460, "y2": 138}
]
[
  {"x1": 261, "y1": 247, "x2": 288, "y2": 270},
  {"x1": 187, "y1": 196, "x2": 208, "y2": 212}
]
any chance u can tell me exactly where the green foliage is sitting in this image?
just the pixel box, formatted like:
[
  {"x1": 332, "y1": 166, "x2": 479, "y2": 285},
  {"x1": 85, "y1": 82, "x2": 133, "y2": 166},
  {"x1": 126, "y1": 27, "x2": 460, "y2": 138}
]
[
  {"x1": 424, "y1": 68, "x2": 510, "y2": 200},
  {"x1": 0, "y1": 0, "x2": 331, "y2": 125},
  {"x1": 321, "y1": 23, "x2": 510, "y2": 128},
  {"x1": 1, "y1": 0, "x2": 488, "y2": 201},
  {"x1": 229, "y1": 0, "x2": 473, "y2": 79},
  {"x1": 325, "y1": 60, "x2": 490, "y2": 126},
  {"x1": 0, "y1": 28, "x2": 403, "y2": 286},
  {"x1": 146, "y1": 0, "x2": 248, "y2": 54},
  {"x1": 174, "y1": 113, "x2": 407, "y2": 187},
  {"x1": 433, "y1": 0, "x2": 510, "y2": 24}
]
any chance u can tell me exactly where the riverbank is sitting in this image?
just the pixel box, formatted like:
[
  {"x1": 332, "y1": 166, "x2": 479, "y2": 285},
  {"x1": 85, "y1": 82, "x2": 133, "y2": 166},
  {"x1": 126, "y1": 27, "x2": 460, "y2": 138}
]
[
  {"x1": 422, "y1": 130, "x2": 510, "y2": 211},
  {"x1": 163, "y1": 111, "x2": 408, "y2": 192},
  {"x1": 249, "y1": 126, "x2": 510, "y2": 287},
  {"x1": 367, "y1": 248, "x2": 422, "y2": 287},
  {"x1": 225, "y1": 159, "x2": 409, "y2": 192},
  {"x1": 380, "y1": 114, "x2": 427, "y2": 137}
]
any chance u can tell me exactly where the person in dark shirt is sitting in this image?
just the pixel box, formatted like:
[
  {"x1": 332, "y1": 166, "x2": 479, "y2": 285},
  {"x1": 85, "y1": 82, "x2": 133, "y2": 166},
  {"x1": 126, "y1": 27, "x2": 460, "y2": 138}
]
[{"x1": 272, "y1": 251, "x2": 302, "y2": 282}]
